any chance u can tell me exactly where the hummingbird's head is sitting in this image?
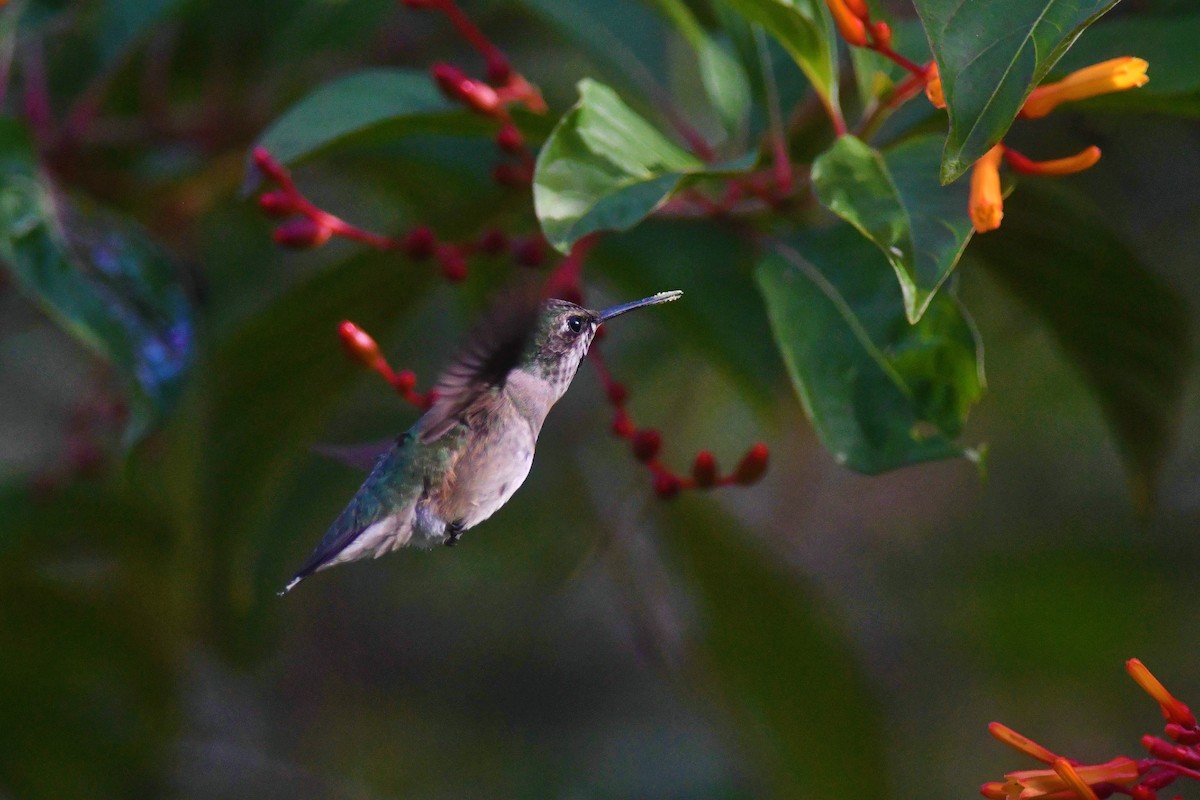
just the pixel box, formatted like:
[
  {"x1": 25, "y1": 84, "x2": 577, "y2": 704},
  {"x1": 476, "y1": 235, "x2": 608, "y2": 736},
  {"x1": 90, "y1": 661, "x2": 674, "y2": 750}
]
[{"x1": 526, "y1": 291, "x2": 684, "y2": 393}]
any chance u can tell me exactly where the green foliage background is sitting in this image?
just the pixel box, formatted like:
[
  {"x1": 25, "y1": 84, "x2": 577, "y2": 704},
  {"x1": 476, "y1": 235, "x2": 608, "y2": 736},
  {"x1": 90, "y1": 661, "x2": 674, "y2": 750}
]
[{"x1": 1, "y1": 0, "x2": 1199, "y2": 798}]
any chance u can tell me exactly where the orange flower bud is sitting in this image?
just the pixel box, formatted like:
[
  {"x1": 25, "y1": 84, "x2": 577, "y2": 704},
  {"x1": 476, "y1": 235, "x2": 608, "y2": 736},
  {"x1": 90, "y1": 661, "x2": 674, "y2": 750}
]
[
  {"x1": 1052, "y1": 758, "x2": 1100, "y2": 800},
  {"x1": 842, "y1": 0, "x2": 869, "y2": 20},
  {"x1": 925, "y1": 62, "x2": 945, "y2": 109},
  {"x1": 1003, "y1": 145, "x2": 1101, "y2": 176},
  {"x1": 1022, "y1": 57, "x2": 1148, "y2": 119},
  {"x1": 1001, "y1": 757, "x2": 1138, "y2": 800},
  {"x1": 826, "y1": 0, "x2": 868, "y2": 46},
  {"x1": 870, "y1": 20, "x2": 892, "y2": 48},
  {"x1": 1127, "y1": 658, "x2": 1197, "y2": 728},
  {"x1": 969, "y1": 145, "x2": 1004, "y2": 233},
  {"x1": 988, "y1": 722, "x2": 1059, "y2": 764}
]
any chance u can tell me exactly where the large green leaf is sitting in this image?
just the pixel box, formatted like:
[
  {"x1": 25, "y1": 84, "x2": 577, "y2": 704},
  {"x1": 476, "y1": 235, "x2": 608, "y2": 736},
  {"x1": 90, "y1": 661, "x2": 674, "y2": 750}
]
[
  {"x1": 756, "y1": 226, "x2": 983, "y2": 473},
  {"x1": 648, "y1": 0, "x2": 751, "y2": 131},
  {"x1": 534, "y1": 79, "x2": 710, "y2": 252},
  {"x1": 1051, "y1": 13, "x2": 1200, "y2": 116},
  {"x1": 253, "y1": 69, "x2": 471, "y2": 170},
  {"x1": 715, "y1": 0, "x2": 839, "y2": 118},
  {"x1": 0, "y1": 118, "x2": 194, "y2": 445},
  {"x1": 659, "y1": 501, "x2": 888, "y2": 798},
  {"x1": 914, "y1": 0, "x2": 1118, "y2": 183},
  {"x1": 812, "y1": 134, "x2": 976, "y2": 323},
  {"x1": 970, "y1": 182, "x2": 1190, "y2": 507}
]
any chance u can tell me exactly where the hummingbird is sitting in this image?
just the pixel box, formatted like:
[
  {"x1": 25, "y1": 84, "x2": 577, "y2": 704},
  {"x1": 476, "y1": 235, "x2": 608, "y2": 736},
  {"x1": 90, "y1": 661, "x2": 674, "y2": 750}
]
[{"x1": 279, "y1": 289, "x2": 682, "y2": 594}]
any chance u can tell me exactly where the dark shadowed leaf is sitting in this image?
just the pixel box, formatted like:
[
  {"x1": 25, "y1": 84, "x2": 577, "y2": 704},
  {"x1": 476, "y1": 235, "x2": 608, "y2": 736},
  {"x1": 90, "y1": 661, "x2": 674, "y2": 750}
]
[
  {"x1": 812, "y1": 134, "x2": 976, "y2": 322},
  {"x1": 1051, "y1": 12, "x2": 1200, "y2": 116},
  {"x1": 756, "y1": 226, "x2": 983, "y2": 472},
  {"x1": 971, "y1": 182, "x2": 1190, "y2": 507},
  {"x1": 252, "y1": 69, "x2": 472, "y2": 171},
  {"x1": 592, "y1": 220, "x2": 783, "y2": 408},
  {"x1": 715, "y1": 0, "x2": 839, "y2": 116},
  {"x1": 535, "y1": 79, "x2": 726, "y2": 252},
  {"x1": 0, "y1": 119, "x2": 194, "y2": 445},
  {"x1": 648, "y1": 0, "x2": 751, "y2": 131},
  {"x1": 914, "y1": 0, "x2": 1118, "y2": 182},
  {"x1": 96, "y1": 0, "x2": 186, "y2": 67},
  {"x1": 659, "y1": 501, "x2": 888, "y2": 798}
]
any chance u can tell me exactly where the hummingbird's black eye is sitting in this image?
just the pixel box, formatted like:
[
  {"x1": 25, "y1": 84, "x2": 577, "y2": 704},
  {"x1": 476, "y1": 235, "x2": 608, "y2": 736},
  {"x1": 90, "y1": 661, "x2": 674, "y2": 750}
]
[{"x1": 567, "y1": 316, "x2": 584, "y2": 334}]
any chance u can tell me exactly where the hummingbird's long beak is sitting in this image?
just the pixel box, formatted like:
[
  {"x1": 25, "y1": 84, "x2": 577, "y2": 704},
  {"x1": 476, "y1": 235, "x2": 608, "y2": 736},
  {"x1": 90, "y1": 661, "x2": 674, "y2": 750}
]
[{"x1": 597, "y1": 290, "x2": 683, "y2": 323}]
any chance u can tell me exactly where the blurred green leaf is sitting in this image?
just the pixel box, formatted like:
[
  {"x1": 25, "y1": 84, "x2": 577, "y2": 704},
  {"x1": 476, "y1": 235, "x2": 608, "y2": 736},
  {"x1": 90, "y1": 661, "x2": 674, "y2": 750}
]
[
  {"x1": 1051, "y1": 13, "x2": 1200, "y2": 116},
  {"x1": 0, "y1": 481, "x2": 177, "y2": 798},
  {"x1": 914, "y1": 0, "x2": 1118, "y2": 183},
  {"x1": 971, "y1": 182, "x2": 1190, "y2": 507},
  {"x1": 715, "y1": 0, "x2": 839, "y2": 118},
  {"x1": 252, "y1": 69, "x2": 470, "y2": 171},
  {"x1": 96, "y1": 0, "x2": 186, "y2": 67},
  {"x1": 534, "y1": 79, "x2": 707, "y2": 252},
  {"x1": 593, "y1": 220, "x2": 783, "y2": 407},
  {"x1": 200, "y1": 252, "x2": 430, "y2": 650},
  {"x1": 0, "y1": 118, "x2": 194, "y2": 445},
  {"x1": 649, "y1": 0, "x2": 751, "y2": 131},
  {"x1": 756, "y1": 226, "x2": 983, "y2": 473},
  {"x1": 812, "y1": 134, "x2": 977, "y2": 323},
  {"x1": 660, "y1": 501, "x2": 888, "y2": 798}
]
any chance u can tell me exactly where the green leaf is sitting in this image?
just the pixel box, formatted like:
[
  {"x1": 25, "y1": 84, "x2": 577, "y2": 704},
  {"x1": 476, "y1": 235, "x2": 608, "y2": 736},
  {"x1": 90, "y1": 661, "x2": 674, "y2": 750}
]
[
  {"x1": 96, "y1": 0, "x2": 186, "y2": 67},
  {"x1": 534, "y1": 79, "x2": 707, "y2": 253},
  {"x1": 970, "y1": 182, "x2": 1189, "y2": 507},
  {"x1": 715, "y1": 0, "x2": 840, "y2": 119},
  {"x1": 756, "y1": 226, "x2": 983, "y2": 473},
  {"x1": 253, "y1": 69, "x2": 468, "y2": 170},
  {"x1": 914, "y1": 0, "x2": 1118, "y2": 183},
  {"x1": 811, "y1": 134, "x2": 977, "y2": 322},
  {"x1": 659, "y1": 501, "x2": 888, "y2": 798},
  {"x1": 0, "y1": 118, "x2": 194, "y2": 445},
  {"x1": 648, "y1": 0, "x2": 751, "y2": 131},
  {"x1": 1051, "y1": 13, "x2": 1200, "y2": 116}
]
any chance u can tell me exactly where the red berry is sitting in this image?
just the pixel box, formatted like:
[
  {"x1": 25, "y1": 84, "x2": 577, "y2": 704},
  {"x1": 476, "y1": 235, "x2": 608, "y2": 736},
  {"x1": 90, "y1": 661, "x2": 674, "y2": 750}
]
[
  {"x1": 495, "y1": 124, "x2": 524, "y2": 153},
  {"x1": 632, "y1": 429, "x2": 661, "y2": 463},
  {"x1": 273, "y1": 217, "x2": 331, "y2": 248},
  {"x1": 511, "y1": 236, "x2": 545, "y2": 267},
  {"x1": 733, "y1": 443, "x2": 769, "y2": 485},
  {"x1": 478, "y1": 229, "x2": 508, "y2": 255},
  {"x1": 692, "y1": 451, "x2": 718, "y2": 488},
  {"x1": 258, "y1": 190, "x2": 298, "y2": 217},
  {"x1": 653, "y1": 473, "x2": 681, "y2": 499},
  {"x1": 403, "y1": 226, "x2": 436, "y2": 260}
]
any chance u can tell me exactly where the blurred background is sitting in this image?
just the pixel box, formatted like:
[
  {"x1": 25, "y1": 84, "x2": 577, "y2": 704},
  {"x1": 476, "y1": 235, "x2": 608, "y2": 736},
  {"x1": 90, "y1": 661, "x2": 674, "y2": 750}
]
[{"x1": 1, "y1": 0, "x2": 1199, "y2": 798}]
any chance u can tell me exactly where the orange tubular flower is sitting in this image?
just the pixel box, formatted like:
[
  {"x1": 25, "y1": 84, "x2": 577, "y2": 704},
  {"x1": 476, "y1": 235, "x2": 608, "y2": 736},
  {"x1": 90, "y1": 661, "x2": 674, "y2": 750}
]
[
  {"x1": 998, "y1": 757, "x2": 1139, "y2": 800},
  {"x1": 988, "y1": 723, "x2": 1059, "y2": 764},
  {"x1": 1127, "y1": 658, "x2": 1198, "y2": 728},
  {"x1": 969, "y1": 145, "x2": 1005, "y2": 233},
  {"x1": 1003, "y1": 146, "x2": 1101, "y2": 176},
  {"x1": 1022, "y1": 57, "x2": 1149, "y2": 119},
  {"x1": 925, "y1": 62, "x2": 945, "y2": 109},
  {"x1": 826, "y1": 0, "x2": 868, "y2": 46}
]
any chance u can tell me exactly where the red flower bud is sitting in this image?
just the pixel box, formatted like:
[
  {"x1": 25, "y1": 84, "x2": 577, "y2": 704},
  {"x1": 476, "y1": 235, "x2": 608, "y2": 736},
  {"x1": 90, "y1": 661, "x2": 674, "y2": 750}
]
[
  {"x1": 512, "y1": 236, "x2": 545, "y2": 267},
  {"x1": 431, "y1": 62, "x2": 499, "y2": 114},
  {"x1": 403, "y1": 226, "x2": 436, "y2": 260},
  {"x1": 733, "y1": 443, "x2": 769, "y2": 485},
  {"x1": 1130, "y1": 786, "x2": 1157, "y2": 800},
  {"x1": 338, "y1": 321, "x2": 385, "y2": 370},
  {"x1": 871, "y1": 20, "x2": 892, "y2": 47},
  {"x1": 486, "y1": 57, "x2": 512, "y2": 85},
  {"x1": 632, "y1": 429, "x2": 662, "y2": 463},
  {"x1": 495, "y1": 124, "x2": 524, "y2": 153},
  {"x1": 843, "y1": 0, "x2": 870, "y2": 20},
  {"x1": 274, "y1": 217, "x2": 332, "y2": 248},
  {"x1": 393, "y1": 369, "x2": 417, "y2": 393},
  {"x1": 606, "y1": 382, "x2": 628, "y2": 405},
  {"x1": 492, "y1": 163, "x2": 529, "y2": 186},
  {"x1": 258, "y1": 190, "x2": 299, "y2": 217},
  {"x1": 653, "y1": 472, "x2": 681, "y2": 499},
  {"x1": 612, "y1": 415, "x2": 634, "y2": 437},
  {"x1": 478, "y1": 228, "x2": 508, "y2": 255},
  {"x1": 438, "y1": 248, "x2": 468, "y2": 283},
  {"x1": 692, "y1": 451, "x2": 718, "y2": 488}
]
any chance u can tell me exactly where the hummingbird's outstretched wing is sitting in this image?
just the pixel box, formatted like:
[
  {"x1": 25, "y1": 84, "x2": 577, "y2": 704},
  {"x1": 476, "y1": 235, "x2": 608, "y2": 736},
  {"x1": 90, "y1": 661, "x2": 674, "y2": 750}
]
[{"x1": 418, "y1": 288, "x2": 541, "y2": 443}]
